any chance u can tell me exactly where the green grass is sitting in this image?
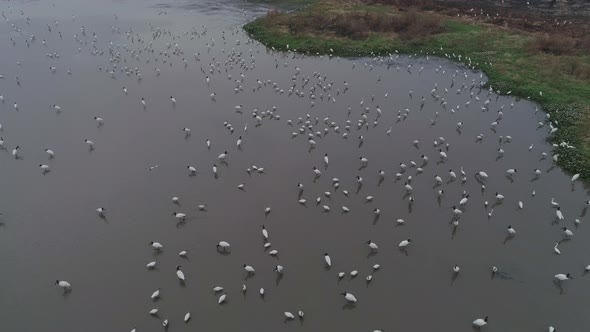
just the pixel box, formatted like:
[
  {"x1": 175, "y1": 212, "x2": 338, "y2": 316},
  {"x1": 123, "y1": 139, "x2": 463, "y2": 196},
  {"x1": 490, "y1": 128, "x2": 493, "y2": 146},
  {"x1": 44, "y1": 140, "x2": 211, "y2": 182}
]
[
  {"x1": 443, "y1": 20, "x2": 484, "y2": 33},
  {"x1": 244, "y1": 1, "x2": 590, "y2": 179}
]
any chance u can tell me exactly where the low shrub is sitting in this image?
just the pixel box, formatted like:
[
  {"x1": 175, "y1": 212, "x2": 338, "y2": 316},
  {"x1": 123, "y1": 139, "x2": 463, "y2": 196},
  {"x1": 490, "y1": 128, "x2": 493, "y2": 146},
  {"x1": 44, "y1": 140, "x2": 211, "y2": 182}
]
[{"x1": 528, "y1": 33, "x2": 577, "y2": 55}]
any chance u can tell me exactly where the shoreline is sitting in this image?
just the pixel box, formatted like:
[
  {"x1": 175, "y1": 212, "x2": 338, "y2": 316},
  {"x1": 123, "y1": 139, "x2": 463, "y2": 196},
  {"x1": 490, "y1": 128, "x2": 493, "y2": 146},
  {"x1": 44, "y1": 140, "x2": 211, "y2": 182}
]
[{"x1": 243, "y1": 0, "x2": 590, "y2": 180}]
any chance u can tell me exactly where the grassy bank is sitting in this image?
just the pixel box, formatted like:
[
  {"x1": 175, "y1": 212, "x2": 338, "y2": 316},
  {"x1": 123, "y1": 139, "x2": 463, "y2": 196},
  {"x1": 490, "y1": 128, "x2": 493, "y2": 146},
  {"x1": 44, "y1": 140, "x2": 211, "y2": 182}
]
[{"x1": 244, "y1": 0, "x2": 590, "y2": 179}]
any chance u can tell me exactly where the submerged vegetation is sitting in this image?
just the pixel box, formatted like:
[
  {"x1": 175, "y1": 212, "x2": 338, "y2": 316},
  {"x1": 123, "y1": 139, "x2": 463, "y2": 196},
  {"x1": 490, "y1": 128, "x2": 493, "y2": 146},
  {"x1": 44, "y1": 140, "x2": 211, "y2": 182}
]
[{"x1": 244, "y1": 0, "x2": 590, "y2": 179}]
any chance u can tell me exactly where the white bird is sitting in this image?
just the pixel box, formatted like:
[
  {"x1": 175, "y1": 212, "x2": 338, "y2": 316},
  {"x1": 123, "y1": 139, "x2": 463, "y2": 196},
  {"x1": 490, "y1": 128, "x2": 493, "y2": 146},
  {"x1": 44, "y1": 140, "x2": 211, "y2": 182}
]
[
  {"x1": 571, "y1": 173, "x2": 580, "y2": 182},
  {"x1": 55, "y1": 280, "x2": 71, "y2": 290},
  {"x1": 146, "y1": 261, "x2": 156, "y2": 269},
  {"x1": 554, "y1": 273, "x2": 572, "y2": 282},
  {"x1": 187, "y1": 166, "x2": 197, "y2": 174},
  {"x1": 45, "y1": 149, "x2": 55, "y2": 158},
  {"x1": 404, "y1": 183, "x2": 413, "y2": 193},
  {"x1": 562, "y1": 227, "x2": 573, "y2": 238},
  {"x1": 360, "y1": 156, "x2": 368, "y2": 166},
  {"x1": 556, "y1": 208, "x2": 564, "y2": 221},
  {"x1": 184, "y1": 312, "x2": 191, "y2": 323},
  {"x1": 151, "y1": 288, "x2": 160, "y2": 300},
  {"x1": 95, "y1": 207, "x2": 106, "y2": 217},
  {"x1": 94, "y1": 116, "x2": 104, "y2": 127},
  {"x1": 217, "y1": 241, "x2": 230, "y2": 251},
  {"x1": 172, "y1": 212, "x2": 186, "y2": 221},
  {"x1": 218, "y1": 294, "x2": 227, "y2": 304},
  {"x1": 313, "y1": 166, "x2": 322, "y2": 177},
  {"x1": 218, "y1": 151, "x2": 228, "y2": 161},
  {"x1": 284, "y1": 312, "x2": 295, "y2": 320},
  {"x1": 84, "y1": 139, "x2": 94, "y2": 149},
  {"x1": 472, "y1": 317, "x2": 488, "y2": 328},
  {"x1": 459, "y1": 195, "x2": 469, "y2": 206},
  {"x1": 149, "y1": 308, "x2": 158, "y2": 315},
  {"x1": 10, "y1": 146, "x2": 20, "y2": 158},
  {"x1": 324, "y1": 253, "x2": 332, "y2": 267},
  {"x1": 176, "y1": 265, "x2": 185, "y2": 281},
  {"x1": 366, "y1": 240, "x2": 379, "y2": 251},
  {"x1": 399, "y1": 239, "x2": 411, "y2": 248},
  {"x1": 39, "y1": 164, "x2": 50, "y2": 172},
  {"x1": 341, "y1": 292, "x2": 357, "y2": 303},
  {"x1": 507, "y1": 225, "x2": 516, "y2": 236},
  {"x1": 243, "y1": 264, "x2": 255, "y2": 274},
  {"x1": 453, "y1": 265, "x2": 460, "y2": 273},
  {"x1": 149, "y1": 241, "x2": 163, "y2": 250},
  {"x1": 262, "y1": 225, "x2": 269, "y2": 239},
  {"x1": 435, "y1": 175, "x2": 443, "y2": 185},
  {"x1": 554, "y1": 242, "x2": 561, "y2": 255}
]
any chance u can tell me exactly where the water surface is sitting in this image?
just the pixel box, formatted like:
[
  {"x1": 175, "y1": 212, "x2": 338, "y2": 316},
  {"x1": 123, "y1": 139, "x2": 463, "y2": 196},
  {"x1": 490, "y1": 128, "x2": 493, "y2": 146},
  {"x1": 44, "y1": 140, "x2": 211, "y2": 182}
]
[{"x1": 0, "y1": 0, "x2": 589, "y2": 331}]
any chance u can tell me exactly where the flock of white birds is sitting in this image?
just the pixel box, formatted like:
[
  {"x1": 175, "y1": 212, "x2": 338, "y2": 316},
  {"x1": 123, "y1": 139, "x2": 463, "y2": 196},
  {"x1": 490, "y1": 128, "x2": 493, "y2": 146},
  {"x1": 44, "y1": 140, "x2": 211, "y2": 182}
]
[{"x1": 1, "y1": 1, "x2": 589, "y2": 332}]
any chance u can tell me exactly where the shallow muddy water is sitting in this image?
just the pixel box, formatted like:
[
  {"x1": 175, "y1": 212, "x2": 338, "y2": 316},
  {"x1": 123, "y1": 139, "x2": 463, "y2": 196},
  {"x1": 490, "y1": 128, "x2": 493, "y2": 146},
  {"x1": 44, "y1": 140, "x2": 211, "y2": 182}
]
[{"x1": 0, "y1": 0, "x2": 589, "y2": 331}]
